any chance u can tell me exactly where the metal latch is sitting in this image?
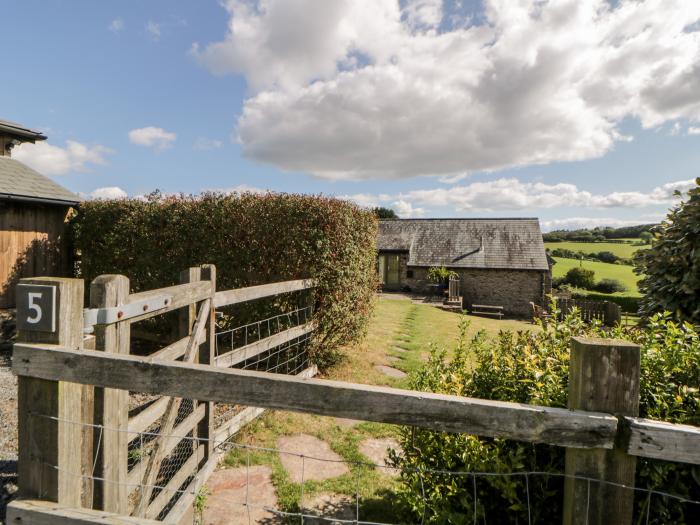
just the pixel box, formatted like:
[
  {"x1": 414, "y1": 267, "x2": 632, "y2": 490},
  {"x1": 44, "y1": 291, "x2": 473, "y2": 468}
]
[{"x1": 83, "y1": 294, "x2": 172, "y2": 331}]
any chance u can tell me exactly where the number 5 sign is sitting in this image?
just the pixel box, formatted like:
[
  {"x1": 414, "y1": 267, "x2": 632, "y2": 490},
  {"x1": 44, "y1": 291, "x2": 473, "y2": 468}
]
[{"x1": 17, "y1": 284, "x2": 57, "y2": 333}]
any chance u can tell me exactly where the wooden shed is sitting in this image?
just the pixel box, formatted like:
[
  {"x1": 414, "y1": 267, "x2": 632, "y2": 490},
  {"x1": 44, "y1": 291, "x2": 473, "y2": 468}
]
[{"x1": 0, "y1": 119, "x2": 78, "y2": 307}]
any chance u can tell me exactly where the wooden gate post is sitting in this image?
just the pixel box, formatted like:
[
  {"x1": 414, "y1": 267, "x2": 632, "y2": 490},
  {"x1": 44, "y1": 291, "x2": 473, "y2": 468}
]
[
  {"x1": 16, "y1": 277, "x2": 85, "y2": 506},
  {"x1": 179, "y1": 265, "x2": 216, "y2": 461},
  {"x1": 90, "y1": 274, "x2": 130, "y2": 514},
  {"x1": 563, "y1": 337, "x2": 641, "y2": 525}
]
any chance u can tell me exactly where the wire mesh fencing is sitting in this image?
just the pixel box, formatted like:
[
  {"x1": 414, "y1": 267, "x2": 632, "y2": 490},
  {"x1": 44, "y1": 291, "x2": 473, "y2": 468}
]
[{"x1": 23, "y1": 412, "x2": 700, "y2": 525}]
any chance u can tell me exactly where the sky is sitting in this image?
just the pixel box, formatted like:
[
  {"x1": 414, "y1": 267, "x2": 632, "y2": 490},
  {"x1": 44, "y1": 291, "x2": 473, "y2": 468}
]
[{"x1": 1, "y1": 0, "x2": 699, "y2": 231}]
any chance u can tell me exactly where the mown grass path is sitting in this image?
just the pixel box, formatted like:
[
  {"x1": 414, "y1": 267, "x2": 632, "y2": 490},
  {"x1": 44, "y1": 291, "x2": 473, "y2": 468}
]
[{"x1": 212, "y1": 296, "x2": 536, "y2": 522}]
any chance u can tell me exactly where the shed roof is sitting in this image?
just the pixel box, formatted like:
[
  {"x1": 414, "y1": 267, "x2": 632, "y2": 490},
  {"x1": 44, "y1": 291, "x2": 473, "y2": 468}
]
[
  {"x1": 0, "y1": 119, "x2": 47, "y2": 142},
  {"x1": 0, "y1": 156, "x2": 79, "y2": 206},
  {"x1": 378, "y1": 218, "x2": 549, "y2": 271}
]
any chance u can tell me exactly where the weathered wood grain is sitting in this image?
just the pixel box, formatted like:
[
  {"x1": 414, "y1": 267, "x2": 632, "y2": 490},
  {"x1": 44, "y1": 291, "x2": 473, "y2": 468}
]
[
  {"x1": 6, "y1": 499, "x2": 162, "y2": 525},
  {"x1": 127, "y1": 404, "x2": 206, "y2": 488},
  {"x1": 13, "y1": 345, "x2": 618, "y2": 448},
  {"x1": 211, "y1": 365, "x2": 318, "y2": 444},
  {"x1": 213, "y1": 278, "x2": 314, "y2": 308},
  {"x1": 160, "y1": 455, "x2": 218, "y2": 525},
  {"x1": 125, "y1": 281, "x2": 212, "y2": 325},
  {"x1": 563, "y1": 337, "x2": 641, "y2": 525},
  {"x1": 214, "y1": 322, "x2": 314, "y2": 367},
  {"x1": 128, "y1": 397, "x2": 169, "y2": 435},
  {"x1": 134, "y1": 298, "x2": 211, "y2": 516},
  {"x1": 624, "y1": 417, "x2": 700, "y2": 465},
  {"x1": 145, "y1": 444, "x2": 205, "y2": 520},
  {"x1": 90, "y1": 275, "x2": 130, "y2": 514},
  {"x1": 16, "y1": 277, "x2": 85, "y2": 507}
]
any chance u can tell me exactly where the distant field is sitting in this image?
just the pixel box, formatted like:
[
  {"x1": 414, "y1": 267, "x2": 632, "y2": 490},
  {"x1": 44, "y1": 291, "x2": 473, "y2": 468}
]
[
  {"x1": 545, "y1": 241, "x2": 646, "y2": 259},
  {"x1": 551, "y1": 257, "x2": 642, "y2": 296}
]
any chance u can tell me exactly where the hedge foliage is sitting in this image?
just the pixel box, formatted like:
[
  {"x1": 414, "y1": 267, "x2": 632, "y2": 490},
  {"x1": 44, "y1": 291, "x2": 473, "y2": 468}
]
[
  {"x1": 391, "y1": 308, "x2": 700, "y2": 524},
  {"x1": 571, "y1": 290, "x2": 640, "y2": 313},
  {"x1": 635, "y1": 178, "x2": 700, "y2": 323},
  {"x1": 72, "y1": 192, "x2": 378, "y2": 366}
]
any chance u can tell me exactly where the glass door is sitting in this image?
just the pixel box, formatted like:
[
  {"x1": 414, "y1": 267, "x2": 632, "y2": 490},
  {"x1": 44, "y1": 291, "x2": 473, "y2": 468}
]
[{"x1": 378, "y1": 254, "x2": 401, "y2": 289}]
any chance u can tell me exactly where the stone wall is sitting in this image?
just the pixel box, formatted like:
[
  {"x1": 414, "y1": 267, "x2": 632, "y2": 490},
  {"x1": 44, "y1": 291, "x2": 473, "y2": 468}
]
[
  {"x1": 379, "y1": 252, "x2": 549, "y2": 318},
  {"x1": 455, "y1": 268, "x2": 547, "y2": 317}
]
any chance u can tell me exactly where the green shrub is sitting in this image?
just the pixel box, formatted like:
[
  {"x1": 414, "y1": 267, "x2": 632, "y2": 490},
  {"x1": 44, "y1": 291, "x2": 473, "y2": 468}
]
[
  {"x1": 594, "y1": 250, "x2": 619, "y2": 264},
  {"x1": 564, "y1": 267, "x2": 595, "y2": 289},
  {"x1": 571, "y1": 290, "x2": 640, "y2": 313},
  {"x1": 427, "y1": 266, "x2": 455, "y2": 285},
  {"x1": 594, "y1": 278, "x2": 626, "y2": 293},
  {"x1": 71, "y1": 192, "x2": 378, "y2": 367},
  {"x1": 391, "y1": 309, "x2": 700, "y2": 524},
  {"x1": 635, "y1": 179, "x2": 700, "y2": 323}
]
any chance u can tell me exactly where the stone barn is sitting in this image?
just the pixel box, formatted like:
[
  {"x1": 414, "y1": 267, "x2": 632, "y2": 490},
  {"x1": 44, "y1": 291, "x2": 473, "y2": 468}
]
[
  {"x1": 377, "y1": 218, "x2": 551, "y2": 317},
  {"x1": 0, "y1": 119, "x2": 78, "y2": 307}
]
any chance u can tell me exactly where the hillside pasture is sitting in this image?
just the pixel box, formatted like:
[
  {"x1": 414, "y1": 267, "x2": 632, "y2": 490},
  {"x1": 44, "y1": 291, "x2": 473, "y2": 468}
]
[
  {"x1": 551, "y1": 256, "x2": 642, "y2": 296},
  {"x1": 545, "y1": 240, "x2": 644, "y2": 259}
]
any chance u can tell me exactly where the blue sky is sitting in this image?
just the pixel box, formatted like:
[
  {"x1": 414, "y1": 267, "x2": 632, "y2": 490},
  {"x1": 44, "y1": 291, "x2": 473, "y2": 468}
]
[{"x1": 2, "y1": 0, "x2": 699, "y2": 230}]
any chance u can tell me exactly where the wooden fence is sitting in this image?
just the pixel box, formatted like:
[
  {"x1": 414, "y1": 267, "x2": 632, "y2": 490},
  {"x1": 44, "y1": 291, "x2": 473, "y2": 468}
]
[
  {"x1": 6, "y1": 268, "x2": 700, "y2": 524},
  {"x1": 556, "y1": 297, "x2": 622, "y2": 326},
  {"x1": 8, "y1": 267, "x2": 316, "y2": 524}
]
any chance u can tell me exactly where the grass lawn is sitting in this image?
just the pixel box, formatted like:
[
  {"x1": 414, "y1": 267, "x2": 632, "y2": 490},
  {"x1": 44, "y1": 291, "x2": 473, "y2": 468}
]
[
  {"x1": 544, "y1": 240, "x2": 647, "y2": 259},
  {"x1": 218, "y1": 296, "x2": 537, "y2": 520},
  {"x1": 552, "y1": 256, "x2": 642, "y2": 296}
]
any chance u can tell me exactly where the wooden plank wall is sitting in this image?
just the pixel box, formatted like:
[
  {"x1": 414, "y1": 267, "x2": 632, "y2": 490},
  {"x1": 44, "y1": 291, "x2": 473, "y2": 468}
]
[{"x1": 0, "y1": 202, "x2": 72, "y2": 307}]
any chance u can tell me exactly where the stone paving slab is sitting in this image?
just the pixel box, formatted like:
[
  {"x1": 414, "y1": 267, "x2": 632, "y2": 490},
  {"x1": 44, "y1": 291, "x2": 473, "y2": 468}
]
[
  {"x1": 277, "y1": 434, "x2": 349, "y2": 483},
  {"x1": 202, "y1": 465, "x2": 278, "y2": 524},
  {"x1": 359, "y1": 438, "x2": 402, "y2": 477},
  {"x1": 303, "y1": 493, "x2": 355, "y2": 524},
  {"x1": 374, "y1": 365, "x2": 407, "y2": 378}
]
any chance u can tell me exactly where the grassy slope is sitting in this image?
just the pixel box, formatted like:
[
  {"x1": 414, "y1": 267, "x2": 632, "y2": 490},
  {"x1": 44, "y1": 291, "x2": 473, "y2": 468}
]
[
  {"x1": 544, "y1": 240, "x2": 646, "y2": 259},
  {"x1": 552, "y1": 256, "x2": 642, "y2": 296},
  {"x1": 220, "y1": 296, "x2": 536, "y2": 520}
]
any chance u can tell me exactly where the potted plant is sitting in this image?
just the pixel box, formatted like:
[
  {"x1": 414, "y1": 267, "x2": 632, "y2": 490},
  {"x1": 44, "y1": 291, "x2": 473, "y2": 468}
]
[{"x1": 427, "y1": 266, "x2": 454, "y2": 290}]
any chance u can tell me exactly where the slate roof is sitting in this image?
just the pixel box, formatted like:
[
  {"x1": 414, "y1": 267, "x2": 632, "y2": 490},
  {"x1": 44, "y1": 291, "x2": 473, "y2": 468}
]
[
  {"x1": 0, "y1": 156, "x2": 79, "y2": 205},
  {"x1": 378, "y1": 218, "x2": 549, "y2": 271},
  {"x1": 0, "y1": 119, "x2": 47, "y2": 142}
]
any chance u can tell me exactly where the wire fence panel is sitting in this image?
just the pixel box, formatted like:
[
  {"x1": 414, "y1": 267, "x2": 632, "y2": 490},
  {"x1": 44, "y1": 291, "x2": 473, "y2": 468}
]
[{"x1": 23, "y1": 413, "x2": 700, "y2": 524}]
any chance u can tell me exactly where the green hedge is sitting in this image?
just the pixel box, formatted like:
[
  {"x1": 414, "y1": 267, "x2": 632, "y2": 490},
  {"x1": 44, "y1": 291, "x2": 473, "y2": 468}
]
[
  {"x1": 71, "y1": 192, "x2": 378, "y2": 366},
  {"x1": 571, "y1": 290, "x2": 640, "y2": 313}
]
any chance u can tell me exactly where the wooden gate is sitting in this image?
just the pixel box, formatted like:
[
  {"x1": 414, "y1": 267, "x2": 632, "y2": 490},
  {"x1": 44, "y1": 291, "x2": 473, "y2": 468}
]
[
  {"x1": 6, "y1": 268, "x2": 700, "y2": 524},
  {"x1": 10, "y1": 266, "x2": 316, "y2": 523}
]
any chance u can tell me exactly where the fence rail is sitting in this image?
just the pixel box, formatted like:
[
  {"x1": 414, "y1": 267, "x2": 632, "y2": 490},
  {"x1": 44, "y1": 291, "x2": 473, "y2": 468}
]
[
  {"x1": 9, "y1": 268, "x2": 318, "y2": 525},
  {"x1": 7, "y1": 268, "x2": 700, "y2": 525}
]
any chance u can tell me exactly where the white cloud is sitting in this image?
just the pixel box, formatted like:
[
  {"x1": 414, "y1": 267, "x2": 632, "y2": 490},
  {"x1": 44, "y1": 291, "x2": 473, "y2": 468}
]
[
  {"x1": 343, "y1": 177, "x2": 694, "y2": 214},
  {"x1": 147, "y1": 21, "x2": 161, "y2": 40},
  {"x1": 89, "y1": 186, "x2": 128, "y2": 200},
  {"x1": 688, "y1": 126, "x2": 700, "y2": 135},
  {"x1": 194, "y1": 0, "x2": 700, "y2": 180},
  {"x1": 204, "y1": 184, "x2": 267, "y2": 194},
  {"x1": 109, "y1": 18, "x2": 124, "y2": 33},
  {"x1": 397, "y1": 178, "x2": 696, "y2": 212},
  {"x1": 193, "y1": 137, "x2": 223, "y2": 151},
  {"x1": 13, "y1": 140, "x2": 113, "y2": 176},
  {"x1": 403, "y1": 0, "x2": 443, "y2": 30},
  {"x1": 128, "y1": 127, "x2": 176, "y2": 151},
  {"x1": 539, "y1": 217, "x2": 647, "y2": 232},
  {"x1": 392, "y1": 199, "x2": 426, "y2": 218}
]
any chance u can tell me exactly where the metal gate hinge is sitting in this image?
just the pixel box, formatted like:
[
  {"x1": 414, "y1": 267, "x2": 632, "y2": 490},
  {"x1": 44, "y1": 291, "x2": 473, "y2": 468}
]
[{"x1": 83, "y1": 294, "x2": 172, "y2": 329}]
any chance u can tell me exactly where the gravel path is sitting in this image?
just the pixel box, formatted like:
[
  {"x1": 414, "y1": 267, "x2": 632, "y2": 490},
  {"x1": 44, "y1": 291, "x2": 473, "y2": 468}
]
[{"x1": 0, "y1": 350, "x2": 18, "y2": 523}]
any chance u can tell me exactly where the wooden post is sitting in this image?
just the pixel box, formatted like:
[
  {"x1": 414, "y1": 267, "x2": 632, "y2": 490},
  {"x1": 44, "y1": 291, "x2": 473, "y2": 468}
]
[
  {"x1": 563, "y1": 337, "x2": 641, "y2": 525},
  {"x1": 179, "y1": 265, "x2": 216, "y2": 461},
  {"x1": 16, "y1": 277, "x2": 85, "y2": 506},
  {"x1": 90, "y1": 275, "x2": 130, "y2": 514}
]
